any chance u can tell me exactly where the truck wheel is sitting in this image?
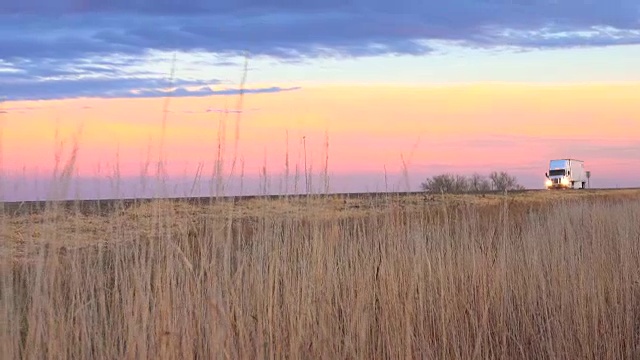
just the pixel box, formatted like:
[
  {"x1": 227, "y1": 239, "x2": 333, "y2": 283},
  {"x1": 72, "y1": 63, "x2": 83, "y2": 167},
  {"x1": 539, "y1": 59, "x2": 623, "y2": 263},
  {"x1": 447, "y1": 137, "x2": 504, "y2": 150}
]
[{"x1": 582, "y1": 182, "x2": 586, "y2": 189}]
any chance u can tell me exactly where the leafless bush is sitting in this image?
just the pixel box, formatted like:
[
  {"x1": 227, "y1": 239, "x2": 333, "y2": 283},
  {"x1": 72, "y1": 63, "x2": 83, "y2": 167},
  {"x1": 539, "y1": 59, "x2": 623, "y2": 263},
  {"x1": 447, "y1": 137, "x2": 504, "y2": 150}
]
[
  {"x1": 489, "y1": 171, "x2": 525, "y2": 191},
  {"x1": 469, "y1": 172, "x2": 492, "y2": 192},
  {"x1": 421, "y1": 171, "x2": 524, "y2": 193},
  {"x1": 419, "y1": 173, "x2": 469, "y2": 194}
]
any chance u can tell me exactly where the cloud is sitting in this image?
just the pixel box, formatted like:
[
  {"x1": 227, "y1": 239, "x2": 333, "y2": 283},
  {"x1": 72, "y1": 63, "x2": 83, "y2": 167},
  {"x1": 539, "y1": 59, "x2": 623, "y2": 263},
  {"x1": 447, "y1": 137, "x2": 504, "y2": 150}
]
[
  {"x1": 553, "y1": 140, "x2": 640, "y2": 160},
  {"x1": 1, "y1": 0, "x2": 638, "y2": 100},
  {"x1": 1, "y1": 53, "x2": 301, "y2": 100},
  {"x1": 126, "y1": 85, "x2": 300, "y2": 99},
  {"x1": 433, "y1": 134, "x2": 640, "y2": 161},
  {"x1": 1, "y1": 71, "x2": 300, "y2": 101},
  {"x1": 2, "y1": 72, "x2": 213, "y2": 100},
  {"x1": 169, "y1": 106, "x2": 262, "y2": 116},
  {"x1": 0, "y1": 105, "x2": 50, "y2": 113},
  {"x1": 2, "y1": 1, "x2": 638, "y2": 62}
]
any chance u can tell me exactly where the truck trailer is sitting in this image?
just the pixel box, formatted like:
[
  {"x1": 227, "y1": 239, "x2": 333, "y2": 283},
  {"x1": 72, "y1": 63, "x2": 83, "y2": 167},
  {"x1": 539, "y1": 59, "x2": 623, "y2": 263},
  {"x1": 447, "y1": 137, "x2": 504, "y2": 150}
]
[{"x1": 545, "y1": 159, "x2": 587, "y2": 189}]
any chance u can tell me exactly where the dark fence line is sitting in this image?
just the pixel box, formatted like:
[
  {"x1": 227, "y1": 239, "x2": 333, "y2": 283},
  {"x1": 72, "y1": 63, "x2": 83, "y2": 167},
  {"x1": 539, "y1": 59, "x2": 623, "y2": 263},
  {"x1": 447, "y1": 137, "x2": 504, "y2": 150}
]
[{"x1": 1, "y1": 187, "x2": 636, "y2": 216}]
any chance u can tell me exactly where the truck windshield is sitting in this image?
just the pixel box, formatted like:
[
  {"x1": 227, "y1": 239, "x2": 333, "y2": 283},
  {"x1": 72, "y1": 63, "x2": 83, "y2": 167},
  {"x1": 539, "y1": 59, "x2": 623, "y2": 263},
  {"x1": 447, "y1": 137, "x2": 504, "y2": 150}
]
[{"x1": 549, "y1": 169, "x2": 565, "y2": 176}]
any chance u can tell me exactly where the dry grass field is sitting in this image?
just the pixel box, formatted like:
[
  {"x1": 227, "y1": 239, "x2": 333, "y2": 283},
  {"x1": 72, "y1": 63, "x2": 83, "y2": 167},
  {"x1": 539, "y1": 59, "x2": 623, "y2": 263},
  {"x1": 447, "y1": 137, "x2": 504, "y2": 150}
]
[{"x1": 1, "y1": 189, "x2": 640, "y2": 359}]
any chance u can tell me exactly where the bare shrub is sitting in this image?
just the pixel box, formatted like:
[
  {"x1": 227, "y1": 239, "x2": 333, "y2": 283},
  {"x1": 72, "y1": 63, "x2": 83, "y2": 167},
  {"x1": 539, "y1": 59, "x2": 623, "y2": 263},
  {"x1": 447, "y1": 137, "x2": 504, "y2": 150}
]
[
  {"x1": 420, "y1": 173, "x2": 469, "y2": 194},
  {"x1": 489, "y1": 170, "x2": 525, "y2": 191},
  {"x1": 421, "y1": 171, "x2": 524, "y2": 194},
  {"x1": 469, "y1": 172, "x2": 492, "y2": 192}
]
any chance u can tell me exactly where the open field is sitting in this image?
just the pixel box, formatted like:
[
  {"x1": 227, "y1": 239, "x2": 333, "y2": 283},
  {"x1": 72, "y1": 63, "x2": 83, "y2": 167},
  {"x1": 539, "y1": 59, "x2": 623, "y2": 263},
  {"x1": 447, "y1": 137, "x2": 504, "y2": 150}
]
[{"x1": 2, "y1": 189, "x2": 640, "y2": 358}]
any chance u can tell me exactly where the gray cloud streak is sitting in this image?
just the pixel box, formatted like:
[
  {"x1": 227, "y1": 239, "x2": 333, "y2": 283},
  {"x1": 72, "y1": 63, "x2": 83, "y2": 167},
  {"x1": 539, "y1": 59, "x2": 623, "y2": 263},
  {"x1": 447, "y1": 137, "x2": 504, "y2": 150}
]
[{"x1": 1, "y1": 0, "x2": 638, "y2": 100}]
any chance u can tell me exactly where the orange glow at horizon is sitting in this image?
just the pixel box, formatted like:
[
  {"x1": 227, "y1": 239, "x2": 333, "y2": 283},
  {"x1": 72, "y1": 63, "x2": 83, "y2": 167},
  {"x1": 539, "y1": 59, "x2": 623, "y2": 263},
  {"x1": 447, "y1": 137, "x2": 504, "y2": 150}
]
[{"x1": 1, "y1": 83, "x2": 639, "y2": 180}]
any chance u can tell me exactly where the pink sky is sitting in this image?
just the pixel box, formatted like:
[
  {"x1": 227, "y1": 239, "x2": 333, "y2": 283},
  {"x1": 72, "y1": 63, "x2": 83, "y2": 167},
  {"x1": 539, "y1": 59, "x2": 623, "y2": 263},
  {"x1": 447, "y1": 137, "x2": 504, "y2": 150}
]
[{"x1": 1, "y1": 83, "x2": 639, "y2": 201}]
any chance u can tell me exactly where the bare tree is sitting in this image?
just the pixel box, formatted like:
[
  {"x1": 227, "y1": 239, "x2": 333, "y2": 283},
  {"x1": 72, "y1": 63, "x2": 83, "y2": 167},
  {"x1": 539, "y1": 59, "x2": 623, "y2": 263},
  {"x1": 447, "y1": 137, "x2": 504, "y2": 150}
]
[
  {"x1": 420, "y1": 174, "x2": 470, "y2": 194},
  {"x1": 421, "y1": 171, "x2": 524, "y2": 194},
  {"x1": 489, "y1": 171, "x2": 525, "y2": 191},
  {"x1": 469, "y1": 173, "x2": 492, "y2": 193},
  {"x1": 453, "y1": 174, "x2": 469, "y2": 193},
  {"x1": 421, "y1": 174, "x2": 456, "y2": 193}
]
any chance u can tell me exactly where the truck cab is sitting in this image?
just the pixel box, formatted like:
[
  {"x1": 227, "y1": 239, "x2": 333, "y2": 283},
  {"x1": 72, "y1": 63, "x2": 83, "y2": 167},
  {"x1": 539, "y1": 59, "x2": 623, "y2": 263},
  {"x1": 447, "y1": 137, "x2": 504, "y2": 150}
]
[{"x1": 545, "y1": 159, "x2": 587, "y2": 189}]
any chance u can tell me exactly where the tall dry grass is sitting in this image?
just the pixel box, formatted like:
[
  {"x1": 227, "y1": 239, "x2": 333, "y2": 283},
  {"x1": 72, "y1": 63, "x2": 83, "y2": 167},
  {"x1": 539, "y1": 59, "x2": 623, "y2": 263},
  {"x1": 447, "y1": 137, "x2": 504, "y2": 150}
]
[{"x1": 2, "y1": 195, "x2": 640, "y2": 359}]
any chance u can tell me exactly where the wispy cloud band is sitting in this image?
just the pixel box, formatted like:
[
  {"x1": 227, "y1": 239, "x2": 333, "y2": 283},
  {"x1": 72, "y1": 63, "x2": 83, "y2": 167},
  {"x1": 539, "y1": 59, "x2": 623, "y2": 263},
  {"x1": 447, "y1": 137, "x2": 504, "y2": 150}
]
[{"x1": 1, "y1": 0, "x2": 638, "y2": 100}]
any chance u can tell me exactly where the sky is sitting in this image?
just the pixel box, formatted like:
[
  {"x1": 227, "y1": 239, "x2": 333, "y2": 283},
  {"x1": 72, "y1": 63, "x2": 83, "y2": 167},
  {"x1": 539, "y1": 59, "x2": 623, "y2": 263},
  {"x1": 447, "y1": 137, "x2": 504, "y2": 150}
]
[{"x1": 1, "y1": 0, "x2": 639, "y2": 201}]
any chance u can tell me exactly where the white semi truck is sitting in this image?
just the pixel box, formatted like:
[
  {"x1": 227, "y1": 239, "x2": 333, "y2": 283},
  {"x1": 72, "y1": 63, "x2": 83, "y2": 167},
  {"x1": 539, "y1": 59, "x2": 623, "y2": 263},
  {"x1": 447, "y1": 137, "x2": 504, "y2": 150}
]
[{"x1": 545, "y1": 159, "x2": 588, "y2": 189}]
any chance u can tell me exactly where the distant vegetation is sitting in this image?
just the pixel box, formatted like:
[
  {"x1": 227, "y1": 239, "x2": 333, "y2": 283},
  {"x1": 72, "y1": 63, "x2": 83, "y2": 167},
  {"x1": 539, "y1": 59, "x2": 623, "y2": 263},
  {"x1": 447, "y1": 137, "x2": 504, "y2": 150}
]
[{"x1": 420, "y1": 171, "x2": 525, "y2": 194}]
